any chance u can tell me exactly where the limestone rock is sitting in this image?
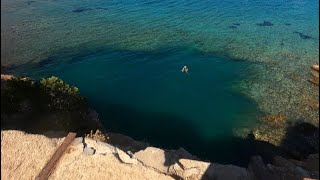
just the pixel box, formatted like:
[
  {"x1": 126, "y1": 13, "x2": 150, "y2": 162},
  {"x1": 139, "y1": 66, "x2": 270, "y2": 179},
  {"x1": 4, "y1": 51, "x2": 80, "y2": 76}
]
[
  {"x1": 84, "y1": 138, "x2": 116, "y2": 155},
  {"x1": 72, "y1": 137, "x2": 83, "y2": 146},
  {"x1": 134, "y1": 147, "x2": 169, "y2": 173},
  {"x1": 248, "y1": 156, "x2": 276, "y2": 180},
  {"x1": 83, "y1": 146, "x2": 95, "y2": 155},
  {"x1": 303, "y1": 154, "x2": 319, "y2": 172},
  {"x1": 168, "y1": 159, "x2": 210, "y2": 179},
  {"x1": 115, "y1": 148, "x2": 138, "y2": 164},
  {"x1": 107, "y1": 133, "x2": 148, "y2": 152},
  {"x1": 207, "y1": 164, "x2": 249, "y2": 180},
  {"x1": 169, "y1": 158, "x2": 249, "y2": 180},
  {"x1": 311, "y1": 65, "x2": 319, "y2": 71},
  {"x1": 273, "y1": 156, "x2": 296, "y2": 169}
]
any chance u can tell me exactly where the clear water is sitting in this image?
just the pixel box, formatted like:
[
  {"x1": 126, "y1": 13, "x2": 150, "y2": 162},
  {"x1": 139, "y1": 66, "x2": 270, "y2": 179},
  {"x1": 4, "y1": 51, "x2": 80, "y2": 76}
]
[
  {"x1": 2, "y1": 0, "x2": 319, "y2": 164},
  {"x1": 9, "y1": 47, "x2": 263, "y2": 165}
]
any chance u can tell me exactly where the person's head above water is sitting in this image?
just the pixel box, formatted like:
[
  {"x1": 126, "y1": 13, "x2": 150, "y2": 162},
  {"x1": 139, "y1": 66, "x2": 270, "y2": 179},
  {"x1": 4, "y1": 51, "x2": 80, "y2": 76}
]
[{"x1": 181, "y1": 65, "x2": 189, "y2": 73}]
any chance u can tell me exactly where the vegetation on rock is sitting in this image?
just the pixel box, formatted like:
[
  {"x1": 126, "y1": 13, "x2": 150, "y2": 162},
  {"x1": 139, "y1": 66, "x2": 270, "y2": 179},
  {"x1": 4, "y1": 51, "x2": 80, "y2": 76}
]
[
  {"x1": 1, "y1": 76, "x2": 98, "y2": 135},
  {"x1": 40, "y1": 76, "x2": 85, "y2": 112}
]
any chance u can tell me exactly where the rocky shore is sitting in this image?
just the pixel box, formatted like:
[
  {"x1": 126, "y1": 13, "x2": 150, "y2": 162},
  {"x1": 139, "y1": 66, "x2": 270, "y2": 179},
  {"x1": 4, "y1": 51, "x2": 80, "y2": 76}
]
[
  {"x1": 1, "y1": 130, "x2": 319, "y2": 180},
  {"x1": 1, "y1": 74, "x2": 319, "y2": 179}
]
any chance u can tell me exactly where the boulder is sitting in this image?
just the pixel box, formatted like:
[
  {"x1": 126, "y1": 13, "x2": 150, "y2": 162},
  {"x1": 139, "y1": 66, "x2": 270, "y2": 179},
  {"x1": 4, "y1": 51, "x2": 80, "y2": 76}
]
[
  {"x1": 311, "y1": 65, "x2": 319, "y2": 72},
  {"x1": 134, "y1": 147, "x2": 169, "y2": 173},
  {"x1": 83, "y1": 146, "x2": 95, "y2": 155},
  {"x1": 115, "y1": 148, "x2": 138, "y2": 164},
  {"x1": 169, "y1": 158, "x2": 249, "y2": 180},
  {"x1": 84, "y1": 138, "x2": 116, "y2": 155}
]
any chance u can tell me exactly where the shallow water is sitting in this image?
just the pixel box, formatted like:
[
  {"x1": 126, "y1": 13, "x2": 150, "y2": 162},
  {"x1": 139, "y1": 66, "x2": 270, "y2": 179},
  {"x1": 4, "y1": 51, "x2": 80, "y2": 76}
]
[{"x1": 2, "y1": 0, "x2": 319, "y2": 164}]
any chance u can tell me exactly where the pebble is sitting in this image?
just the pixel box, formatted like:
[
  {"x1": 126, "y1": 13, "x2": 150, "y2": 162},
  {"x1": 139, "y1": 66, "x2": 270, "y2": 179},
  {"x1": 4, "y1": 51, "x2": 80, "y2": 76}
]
[{"x1": 83, "y1": 146, "x2": 96, "y2": 155}]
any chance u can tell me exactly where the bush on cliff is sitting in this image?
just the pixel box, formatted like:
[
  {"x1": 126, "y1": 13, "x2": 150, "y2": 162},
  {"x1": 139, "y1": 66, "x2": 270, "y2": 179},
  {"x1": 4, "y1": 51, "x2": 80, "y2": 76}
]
[
  {"x1": 1, "y1": 76, "x2": 94, "y2": 134},
  {"x1": 40, "y1": 76, "x2": 85, "y2": 112}
]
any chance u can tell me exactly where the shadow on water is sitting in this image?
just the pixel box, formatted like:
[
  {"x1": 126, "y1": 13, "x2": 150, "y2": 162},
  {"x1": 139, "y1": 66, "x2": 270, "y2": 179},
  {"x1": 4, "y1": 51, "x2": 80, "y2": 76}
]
[
  {"x1": 201, "y1": 122, "x2": 318, "y2": 180},
  {"x1": 91, "y1": 102, "x2": 280, "y2": 167},
  {"x1": 97, "y1": 101, "x2": 318, "y2": 179}
]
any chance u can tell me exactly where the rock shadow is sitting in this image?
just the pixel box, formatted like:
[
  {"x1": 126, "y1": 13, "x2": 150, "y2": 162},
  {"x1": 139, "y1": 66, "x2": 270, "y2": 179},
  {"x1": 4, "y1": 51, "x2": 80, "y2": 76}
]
[
  {"x1": 200, "y1": 121, "x2": 319, "y2": 180},
  {"x1": 92, "y1": 101, "x2": 280, "y2": 166}
]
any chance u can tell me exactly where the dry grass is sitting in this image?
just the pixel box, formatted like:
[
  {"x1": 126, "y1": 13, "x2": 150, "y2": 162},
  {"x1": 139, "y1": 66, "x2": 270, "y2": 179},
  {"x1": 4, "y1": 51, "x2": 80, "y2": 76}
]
[{"x1": 85, "y1": 129, "x2": 108, "y2": 142}]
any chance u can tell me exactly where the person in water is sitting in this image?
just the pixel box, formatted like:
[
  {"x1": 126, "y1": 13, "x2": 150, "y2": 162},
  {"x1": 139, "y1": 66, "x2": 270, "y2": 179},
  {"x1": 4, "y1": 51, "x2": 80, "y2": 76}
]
[{"x1": 181, "y1": 66, "x2": 189, "y2": 73}]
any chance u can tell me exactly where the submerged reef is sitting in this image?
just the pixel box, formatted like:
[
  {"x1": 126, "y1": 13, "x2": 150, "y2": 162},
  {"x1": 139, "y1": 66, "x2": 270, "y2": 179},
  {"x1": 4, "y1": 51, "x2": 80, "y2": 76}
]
[
  {"x1": 293, "y1": 31, "x2": 313, "y2": 40},
  {"x1": 72, "y1": 8, "x2": 93, "y2": 13},
  {"x1": 228, "y1": 25, "x2": 238, "y2": 29},
  {"x1": 256, "y1": 21, "x2": 274, "y2": 26}
]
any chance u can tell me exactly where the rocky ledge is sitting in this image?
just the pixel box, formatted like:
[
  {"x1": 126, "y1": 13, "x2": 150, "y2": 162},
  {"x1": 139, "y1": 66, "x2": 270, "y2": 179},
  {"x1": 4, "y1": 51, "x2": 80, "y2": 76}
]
[{"x1": 1, "y1": 130, "x2": 319, "y2": 180}]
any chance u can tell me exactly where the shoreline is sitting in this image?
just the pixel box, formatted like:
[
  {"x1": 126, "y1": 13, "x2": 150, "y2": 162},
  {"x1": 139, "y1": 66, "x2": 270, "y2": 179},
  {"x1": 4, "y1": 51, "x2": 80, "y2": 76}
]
[{"x1": 1, "y1": 74, "x2": 318, "y2": 168}]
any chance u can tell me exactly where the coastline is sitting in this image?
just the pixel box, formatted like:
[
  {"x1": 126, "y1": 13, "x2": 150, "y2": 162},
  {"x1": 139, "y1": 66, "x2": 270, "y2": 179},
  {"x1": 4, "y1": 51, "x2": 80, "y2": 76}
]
[{"x1": 1, "y1": 74, "x2": 319, "y2": 179}]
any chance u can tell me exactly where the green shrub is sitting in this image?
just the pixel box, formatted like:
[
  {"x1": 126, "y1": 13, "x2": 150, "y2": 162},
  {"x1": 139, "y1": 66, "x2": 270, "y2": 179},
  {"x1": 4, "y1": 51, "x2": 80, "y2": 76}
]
[{"x1": 40, "y1": 76, "x2": 86, "y2": 112}]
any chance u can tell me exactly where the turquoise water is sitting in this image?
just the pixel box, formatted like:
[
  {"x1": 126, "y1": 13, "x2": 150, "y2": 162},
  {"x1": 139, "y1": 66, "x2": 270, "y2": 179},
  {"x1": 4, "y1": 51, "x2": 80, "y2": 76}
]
[
  {"x1": 2, "y1": 0, "x2": 319, "y2": 164},
  {"x1": 9, "y1": 47, "x2": 263, "y2": 165}
]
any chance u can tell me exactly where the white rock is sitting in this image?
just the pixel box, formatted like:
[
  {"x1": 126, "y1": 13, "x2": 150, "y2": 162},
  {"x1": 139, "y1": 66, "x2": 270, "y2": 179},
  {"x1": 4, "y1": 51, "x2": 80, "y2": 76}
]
[
  {"x1": 116, "y1": 148, "x2": 137, "y2": 164},
  {"x1": 83, "y1": 146, "x2": 95, "y2": 155}
]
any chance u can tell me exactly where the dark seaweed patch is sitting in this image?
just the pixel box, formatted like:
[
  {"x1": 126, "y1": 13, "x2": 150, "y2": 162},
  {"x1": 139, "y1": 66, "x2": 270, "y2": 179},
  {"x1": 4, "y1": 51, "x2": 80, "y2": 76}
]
[
  {"x1": 27, "y1": 1, "x2": 35, "y2": 5},
  {"x1": 37, "y1": 56, "x2": 56, "y2": 67},
  {"x1": 72, "y1": 8, "x2": 93, "y2": 13},
  {"x1": 293, "y1": 31, "x2": 312, "y2": 40},
  {"x1": 256, "y1": 21, "x2": 273, "y2": 26},
  {"x1": 228, "y1": 25, "x2": 238, "y2": 29},
  {"x1": 95, "y1": 7, "x2": 108, "y2": 10}
]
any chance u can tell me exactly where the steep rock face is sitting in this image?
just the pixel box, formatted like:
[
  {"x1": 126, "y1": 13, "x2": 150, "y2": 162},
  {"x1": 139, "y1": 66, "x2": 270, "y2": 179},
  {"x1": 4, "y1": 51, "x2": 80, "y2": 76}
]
[{"x1": 247, "y1": 155, "x2": 319, "y2": 180}]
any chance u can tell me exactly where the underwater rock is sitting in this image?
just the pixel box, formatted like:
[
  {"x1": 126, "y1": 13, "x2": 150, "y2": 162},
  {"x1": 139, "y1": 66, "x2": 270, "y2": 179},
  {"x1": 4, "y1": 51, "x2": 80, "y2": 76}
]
[
  {"x1": 228, "y1": 25, "x2": 238, "y2": 29},
  {"x1": 95, "y1": 7, "x2": 108, "y2": 10},
  {"x1": 309, "y1": 77, "x2": 319, "y2": 86},
  {"x1": 293, "y1": 31, "x2": 312, "y2": 40},
  {"x1": 261, "y1": 114, "x2": 287, "y2": 127},
  {"x1": 256, "y1": 21, "x2": 274, "y2": 26},
  {"x1": 72, "y1": 8, "x2": 93, "y2": 13},
  {"x1": 311, "y1": 65, "x2": 319, "y2": 72},
  {"x1": 309, "y1": 65, "x2": 319, "y2": 86},
  {"x1": 27, "y1": 1, "x2": 35, "y2": 5},
  {"x1": 311, "y1": 70, "x2": 319, "y2": 78}
]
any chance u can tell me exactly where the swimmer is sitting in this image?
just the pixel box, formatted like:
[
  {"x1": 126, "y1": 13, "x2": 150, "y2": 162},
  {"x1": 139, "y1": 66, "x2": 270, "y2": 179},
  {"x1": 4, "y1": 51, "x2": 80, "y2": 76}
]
[{"x1": 181, "y1": 66, "x2": 189, "y2": 73}]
